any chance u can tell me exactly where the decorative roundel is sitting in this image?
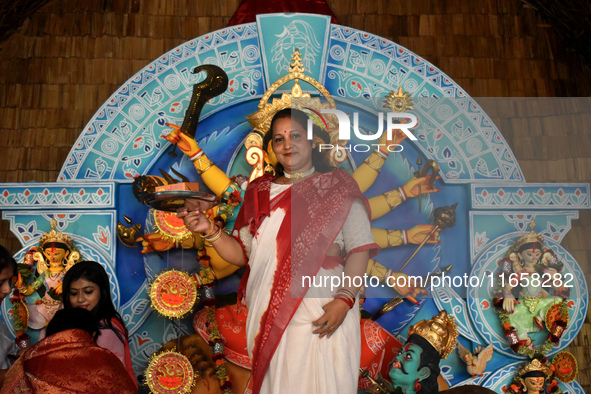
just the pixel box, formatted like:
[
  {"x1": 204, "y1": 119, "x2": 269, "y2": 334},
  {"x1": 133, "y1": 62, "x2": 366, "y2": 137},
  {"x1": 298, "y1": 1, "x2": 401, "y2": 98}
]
[
  {"x1": 467, "y1": 238, "x2": 588, "y2": 359},
  {"x1": 545, "y1": 303, "x2": 570, "y2": 332},
  {"x1": 149, "y1": 270, "x2": 198, "y2": 319},
  {"x1": 145, "y1": 349, "x2": 194, "y2": 393},
  {"x1": 553, "y1": 351, "x2": 578, "y2": 383},
  {"x1": 153, "y1": 210, "x2": 193, "y2": 242}
]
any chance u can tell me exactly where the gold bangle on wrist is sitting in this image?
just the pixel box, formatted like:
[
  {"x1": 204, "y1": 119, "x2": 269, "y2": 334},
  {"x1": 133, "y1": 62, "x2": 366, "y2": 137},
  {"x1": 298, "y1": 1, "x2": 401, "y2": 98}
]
[
  {"x1": 382, "y1": 189, "x2": 403, "y2": 210},
  {"x1": 204, "y1": 226, "x2": 222, "y2": 243},
  {"x1": 201, "y1": 218, "x2": 216, "y2": 238}
]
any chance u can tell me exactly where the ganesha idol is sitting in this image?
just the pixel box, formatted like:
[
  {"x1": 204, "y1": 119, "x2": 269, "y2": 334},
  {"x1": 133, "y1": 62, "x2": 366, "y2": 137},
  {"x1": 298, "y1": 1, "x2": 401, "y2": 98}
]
[{"x1": 12, "y1": 218, "x2": 80, "y2": 338}]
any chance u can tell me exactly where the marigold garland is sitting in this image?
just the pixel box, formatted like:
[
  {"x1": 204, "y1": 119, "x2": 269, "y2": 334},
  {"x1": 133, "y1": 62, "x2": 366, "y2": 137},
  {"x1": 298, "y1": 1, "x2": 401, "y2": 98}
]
[
  {"x1": 193, "y1": 180, "x2": 241, "y2": 394},
  {"x1": 198, "y1": 238, "x2": 233, "y2": 394}
]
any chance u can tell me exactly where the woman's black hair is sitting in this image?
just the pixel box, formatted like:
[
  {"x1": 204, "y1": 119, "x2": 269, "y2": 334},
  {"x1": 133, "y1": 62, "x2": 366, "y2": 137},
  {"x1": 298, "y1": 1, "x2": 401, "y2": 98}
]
[
  {"x1": 46, "y1": 308, "x2": 99, "y2": 338},
  {"x1": 0, "y1": 245, "x2": 18, "y2": 277},
  {"x1": 62, "y1": 261, "x2": 127, "y2": 343},
  {"x1": 263, "y1": 108, "x2": 335, "y2": 176}
]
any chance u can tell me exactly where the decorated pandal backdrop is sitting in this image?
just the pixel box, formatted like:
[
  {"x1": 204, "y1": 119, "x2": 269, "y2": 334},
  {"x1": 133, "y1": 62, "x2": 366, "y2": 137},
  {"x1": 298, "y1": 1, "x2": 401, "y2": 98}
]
[{"x1": 0, "y1": 13, "x2": 588, "y2": 393}]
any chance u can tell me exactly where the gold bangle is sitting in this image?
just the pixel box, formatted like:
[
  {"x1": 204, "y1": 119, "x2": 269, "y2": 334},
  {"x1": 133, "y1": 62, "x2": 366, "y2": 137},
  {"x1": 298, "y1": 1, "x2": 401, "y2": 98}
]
[
  {"x1": 386, "y1": 229, "x2": 404, "y2": 248},
  {"x1": 204, "y1": 226, "x2": 222, "y2": 243},
  {"x1": 368, "y1": 260, "x2": 390, "y2": 282},
  {"x1": 201, "y1": 218, "x2": 216, "y2": 238}
]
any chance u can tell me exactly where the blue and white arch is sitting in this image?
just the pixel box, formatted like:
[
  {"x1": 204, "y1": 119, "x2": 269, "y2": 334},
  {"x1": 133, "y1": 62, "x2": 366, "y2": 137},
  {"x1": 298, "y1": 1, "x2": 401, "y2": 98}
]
[{"x1": 0, "y1": 13, "x2": 588, "y2": 386}]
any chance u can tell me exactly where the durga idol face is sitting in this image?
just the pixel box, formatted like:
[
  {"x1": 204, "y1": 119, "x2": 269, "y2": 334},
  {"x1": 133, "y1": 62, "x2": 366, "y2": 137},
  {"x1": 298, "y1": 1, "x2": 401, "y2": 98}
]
[{"x1": 43, "y1": 245, "x2": 70, "y2": 265}]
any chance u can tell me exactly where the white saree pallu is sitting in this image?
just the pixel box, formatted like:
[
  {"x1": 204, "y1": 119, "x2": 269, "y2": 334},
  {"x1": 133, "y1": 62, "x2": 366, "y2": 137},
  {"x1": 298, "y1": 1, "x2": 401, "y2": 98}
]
[{"x1": 240, "y1": 179, "x2": 373, "y2": 394}]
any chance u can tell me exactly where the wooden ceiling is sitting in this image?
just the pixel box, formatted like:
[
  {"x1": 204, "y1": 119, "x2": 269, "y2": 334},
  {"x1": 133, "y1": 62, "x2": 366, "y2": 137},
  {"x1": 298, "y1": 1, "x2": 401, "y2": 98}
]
[
  {"x1": 523, "y1": 0, "x2": 591, "y2": 63},
  {"x1": 0, "y1": 0, "x2": 590, "y2": 64},
  {"x1": 0, "y1": 0, "x2": 52, "y2": 43}
]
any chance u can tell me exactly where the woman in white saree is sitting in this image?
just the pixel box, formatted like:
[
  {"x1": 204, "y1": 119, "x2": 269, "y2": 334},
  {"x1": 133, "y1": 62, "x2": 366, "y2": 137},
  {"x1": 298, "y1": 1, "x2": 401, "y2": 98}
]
[{"x1": 178, "y1": 108, "x2": 378, "y2": 394}]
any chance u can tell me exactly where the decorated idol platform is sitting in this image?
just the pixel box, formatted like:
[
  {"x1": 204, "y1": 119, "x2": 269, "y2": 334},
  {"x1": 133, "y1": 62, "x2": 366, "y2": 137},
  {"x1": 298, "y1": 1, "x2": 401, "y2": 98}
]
[{"x1": 0, "y1": 13, "x2": 588, "y2": 394}]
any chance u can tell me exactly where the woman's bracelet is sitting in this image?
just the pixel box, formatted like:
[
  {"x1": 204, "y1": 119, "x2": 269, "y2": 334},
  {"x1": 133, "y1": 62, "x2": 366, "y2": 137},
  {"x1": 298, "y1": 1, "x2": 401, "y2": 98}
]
[
  {"x1": 203, "y1": 225, "x2": 222, "y2": 243},
  {"x1": 200, "y1": 218, "x2": 217, "y2": 238},
  {"x1": 336, "y1": 288, "x2": 355, "y2": 299},
  {"x1": 335, "y1": 296, "x2": 355, "y2": 309},
  {"x1": 334, "y1": 288, "x2": 356, "y2": 309}
]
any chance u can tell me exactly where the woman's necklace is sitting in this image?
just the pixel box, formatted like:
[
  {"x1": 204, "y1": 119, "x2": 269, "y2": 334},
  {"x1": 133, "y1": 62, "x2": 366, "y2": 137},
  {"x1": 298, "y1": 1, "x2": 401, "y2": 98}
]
[{"x1": 284, "y1": 166, "x2": 315, "y2": 179}]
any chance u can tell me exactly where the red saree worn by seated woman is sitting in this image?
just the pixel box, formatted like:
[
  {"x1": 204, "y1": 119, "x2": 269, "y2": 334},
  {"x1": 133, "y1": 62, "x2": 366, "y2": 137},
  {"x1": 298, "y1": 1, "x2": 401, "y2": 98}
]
[
  {"x1": 1, "y1": 328, "x2": 136, "y2": 393},
  {"x1": 233, "y1": 170, "x2": 380, "y2": 394}
]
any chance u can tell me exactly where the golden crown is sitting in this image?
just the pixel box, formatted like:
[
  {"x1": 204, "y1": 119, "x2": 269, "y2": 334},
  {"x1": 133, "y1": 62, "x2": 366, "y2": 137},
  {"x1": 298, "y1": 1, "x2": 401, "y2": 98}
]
[
  {"x1": 246, "y1": 49, "x2": 340, "y2": 141},
  {"x1": 38, "y1": 218, "x2": 74, "y2": 249},
  {"x1": 407, "y1": 310, "x2": 458, "y2": 359},
  {"x1": 516, "y1": 359, "x2": 551, "y2": 379},
  {"x1": 513, "y1": 221, "x2": 544, "y2": 251}
]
